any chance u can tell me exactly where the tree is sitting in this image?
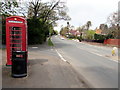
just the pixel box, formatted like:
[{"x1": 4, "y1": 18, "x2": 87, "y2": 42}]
[
  {"x1": 60, "y1": 26, "x2": 69, "y2": 36},
  {"x1": 86, "y1": 21, "x2": 92, "y2": 30},
  {"x1": 107, "y1": 12, "x2": 118, "y2": 26},
  {"x1": 77, "y1": 26, "x2": 82, "y2": 32},
  {"x1": 27, "y1": 0, "x2": 71, "y2": 25},
  {"x1": 53, "y1": 30, "x2": 58, "y2": 35},
  {"x1": 107, "y1": 12, "x2": 119, "y2": 39},
  {"x1": 99, "y1": 24, "x2": 108, "y2": 34},
  {"x1": 0, "y1": 1, "x2": 19, "y2": 16},
  {"x1": 1, "y1": 0, "x2": 71, "y2": 44}
]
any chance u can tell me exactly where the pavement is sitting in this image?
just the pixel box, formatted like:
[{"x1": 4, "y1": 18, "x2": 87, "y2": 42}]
[
  {"x1": 2, "y1": 43, "x2": 88, "y2": 88},
  {"x1": 52, "y1": 35, "x2": 118, "y2": 88}
]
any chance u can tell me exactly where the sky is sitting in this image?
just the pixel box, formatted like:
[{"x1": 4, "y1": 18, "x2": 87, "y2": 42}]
[
  {"x1": 18, "y1": 0, "x2": 119, "y2": 31},
  {"x1": 54, "y1": 0, "x2": 119, "y2": 31}
]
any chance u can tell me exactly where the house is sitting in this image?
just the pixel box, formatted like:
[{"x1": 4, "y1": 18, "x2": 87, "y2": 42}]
[
  {"x1": 69, "y1": 30, "x2": 80, "y2": 36},
  {"x1": 95, "y1": 29, "x2": 102, "y2": 34}
]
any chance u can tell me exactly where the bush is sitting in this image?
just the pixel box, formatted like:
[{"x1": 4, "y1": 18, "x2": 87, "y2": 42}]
[
  {"x1": 105, "y1": 34, "x2": 114, "y2": 39},
  {"x1": 94, "y1": 34, "x2": 106, "y2": 40},
  {"x1": 48, "y1": 38, "x2": 54, "y2": 46},
  {"x1": 94, "y1": 34, "x2": 106, "y2": 43},
  {"x1": 83, "y1": 30, "x2": 95, "y2": 40},
  {"x1": 27, "y1": 18, "x2": 49, "y2": 45},
  {"x1": 68, "y1": 34, "x2": 76, "y2": 39}
]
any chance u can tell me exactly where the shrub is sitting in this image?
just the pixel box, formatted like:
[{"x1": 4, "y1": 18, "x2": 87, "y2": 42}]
[
  {"x1": 82, "y1": 30, "x2": 95, "y2": 40},
  {"x1": 94, "y1": 34, "x2": 106, "y2": 43},
  {"x1": 48, "y1": 38, "x2": 54, "y2": 46},
  {"x1": 27, "y1": 18, "x2": 49, "y2": 45},
  {"x1": 94, "y1": 34, "x2": 106, "y2": 40},
  {"x1": 105, "y1": 34, "x2": 114, "y2": 39},
  {"x1": 68, "y1": 34, "x2": 75, "y2": 39}
]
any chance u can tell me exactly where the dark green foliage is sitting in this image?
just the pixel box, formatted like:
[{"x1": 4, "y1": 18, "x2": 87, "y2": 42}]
[
  {"x1": 105, "y1": 34, "x2": 114, "y2": 39},
  {"x1": 94, "y1": 34, "x2": 106, "y2": 40},
  {"x1": 52, "y1": 30, "x2": 58, "y2": 35},
  {"x1": 68, "y1": 35, "x2": 75, "y2": 39},
  {"x1": 94, "y1": 34, "x2": 108, "y2": 43},
  {"x1": 94, "y1": 34, "x2": 106, "y2": 43},
  {"x1": 94, "y1": 34, "x2": 114, "y2": 41},
  {"x1": 27, "y1": 18, "x2": 49, "y2": 45}
]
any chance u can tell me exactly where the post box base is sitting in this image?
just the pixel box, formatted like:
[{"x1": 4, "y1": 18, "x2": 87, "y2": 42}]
[{"x1": 12, "y1": 73, "x2": 27, "y2": 78}]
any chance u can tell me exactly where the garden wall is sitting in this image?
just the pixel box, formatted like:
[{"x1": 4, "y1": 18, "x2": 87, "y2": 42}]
[{"x1": 104, "y1": 39, "x2": 120, "y2": 46}]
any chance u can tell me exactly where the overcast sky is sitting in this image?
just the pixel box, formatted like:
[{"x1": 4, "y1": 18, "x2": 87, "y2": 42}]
[{"x1": 54, "y1": 0, "x2": 119, "y2": 31}]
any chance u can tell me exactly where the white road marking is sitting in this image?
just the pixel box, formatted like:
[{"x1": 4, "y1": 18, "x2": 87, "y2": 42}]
[
  {"x1": 91, "y1": 51, "x2": 118, "y2": 62},
  {"x1": 52, "y1": 37, "x2": 118, "y2": 63},
  {"x1": 76, "y1": 45, "x2": 118, "y2": 63},
  {"x1": 55, "y1": 49, "x2": 67, "y2": 62},
  {"x1": 91, "y1": 52, "x2": 103, "y2": 56},
  {"x1": 109, "y1": 59, "x2": 118, "y2": 63}
]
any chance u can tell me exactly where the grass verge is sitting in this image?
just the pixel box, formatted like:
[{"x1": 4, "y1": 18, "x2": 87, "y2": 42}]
[
  {"x1": 68, "y1": 38, "x2": 73, "y2": 40},
  {"x1": 48, "y1": 38, "x2": 54, "y2": 46}
]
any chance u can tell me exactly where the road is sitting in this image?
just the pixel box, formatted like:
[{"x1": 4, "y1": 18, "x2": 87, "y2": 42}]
[
  {"x1": 52, "y1": 35, "x2": 118, "y2": 88},
  {"x1": 2, "y1": 43, "x2": 88, "y2": 88}
]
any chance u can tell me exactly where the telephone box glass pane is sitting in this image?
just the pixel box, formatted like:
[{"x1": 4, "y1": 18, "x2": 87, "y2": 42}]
[
  {"x1": 10, "y1": 27, "x2": 21, "y2": 30},
  {"x1": 11, "y1": 31, "x2": 22, "y2": 34},
  {"x1": 10, "y1": 27, "x2": 22, "y2": 51},
  {"x1": 11, "y1": 40, "x2": 21, "y2": 43}
]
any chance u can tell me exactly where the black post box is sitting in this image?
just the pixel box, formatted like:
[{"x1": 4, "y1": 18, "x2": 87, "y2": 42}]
[{"x1": 12, "y1": 51, "x2": 27, "y2": 78}]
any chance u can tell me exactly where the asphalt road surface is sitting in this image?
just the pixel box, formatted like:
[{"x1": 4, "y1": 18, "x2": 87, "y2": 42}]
[
  {"x1": 2, "y1": 44, "x2": 88, "y2": 88},
  {"x1": 52, "y1": 35, "x2": 118, "y2": 88}
]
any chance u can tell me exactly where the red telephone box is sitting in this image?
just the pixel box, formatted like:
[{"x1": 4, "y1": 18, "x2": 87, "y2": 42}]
[{"x1": 6, "y1": 16, "x2": 27, "y2": 66}]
